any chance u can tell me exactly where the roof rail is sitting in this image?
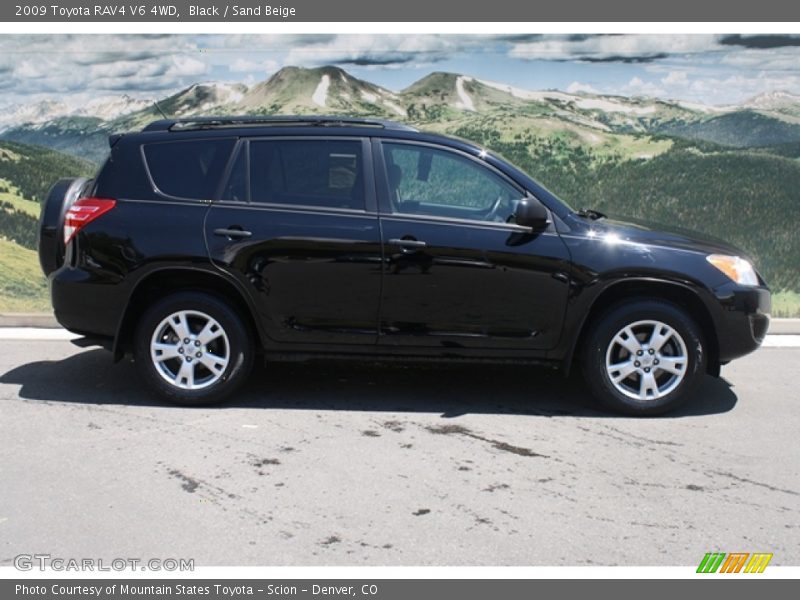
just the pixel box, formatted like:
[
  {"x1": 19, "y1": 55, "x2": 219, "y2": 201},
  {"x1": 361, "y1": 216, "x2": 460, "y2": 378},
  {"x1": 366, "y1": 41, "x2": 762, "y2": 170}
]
[{"x1": 142, "y1": 115, "x2": 418, "y2": 133}]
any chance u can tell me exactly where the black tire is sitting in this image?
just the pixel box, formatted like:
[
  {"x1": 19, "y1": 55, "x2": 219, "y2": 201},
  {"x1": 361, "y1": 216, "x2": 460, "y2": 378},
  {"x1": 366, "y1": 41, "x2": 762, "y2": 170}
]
[
  {"x1": 580, "y1": 299, "x2": 706, "y2": 416},
  {"x1": 133, "y1": 292, "x2": 254, "y2": 406}
]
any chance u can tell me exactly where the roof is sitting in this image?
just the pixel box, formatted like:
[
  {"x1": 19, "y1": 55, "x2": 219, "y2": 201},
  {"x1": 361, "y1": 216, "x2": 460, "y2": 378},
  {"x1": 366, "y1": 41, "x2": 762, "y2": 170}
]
[{"x1": 142, "y1": 115, "x2": 419, "y2": 133}]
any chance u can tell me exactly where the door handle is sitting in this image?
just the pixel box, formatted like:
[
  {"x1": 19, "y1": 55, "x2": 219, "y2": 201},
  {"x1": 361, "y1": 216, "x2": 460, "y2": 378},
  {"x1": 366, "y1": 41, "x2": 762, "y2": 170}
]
[
  {"x1": 214, "y1": 228, "x2": 252, "y2": 239},
  {"x1": 389, "y1": 238, "x2": 427, "y2": 249}
]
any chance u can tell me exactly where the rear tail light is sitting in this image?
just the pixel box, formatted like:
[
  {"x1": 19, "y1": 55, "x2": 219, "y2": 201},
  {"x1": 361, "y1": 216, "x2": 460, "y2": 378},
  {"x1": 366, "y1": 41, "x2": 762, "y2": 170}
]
[{"x1": 64, "y1": 197, "x2": 116, "y2": 244}]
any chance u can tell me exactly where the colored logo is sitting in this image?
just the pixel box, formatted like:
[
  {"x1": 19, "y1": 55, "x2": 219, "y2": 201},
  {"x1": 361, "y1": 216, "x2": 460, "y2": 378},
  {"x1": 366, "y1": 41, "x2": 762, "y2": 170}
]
[{"x1": 697, "y1": 552, "x2": 773, "y2": 573}]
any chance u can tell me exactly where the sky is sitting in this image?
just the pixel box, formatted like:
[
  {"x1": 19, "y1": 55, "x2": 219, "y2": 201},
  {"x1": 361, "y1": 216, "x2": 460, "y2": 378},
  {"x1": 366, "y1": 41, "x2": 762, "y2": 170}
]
[{"x1": 2, "y1": 34, "x2": 800, "y2": 109}]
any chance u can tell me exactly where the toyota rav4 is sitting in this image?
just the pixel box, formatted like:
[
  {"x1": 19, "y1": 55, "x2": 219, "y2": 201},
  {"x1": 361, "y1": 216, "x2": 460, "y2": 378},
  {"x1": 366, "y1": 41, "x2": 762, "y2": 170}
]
[{"x1": 38, "y1": 116, "x2": 771, "y2": 415}]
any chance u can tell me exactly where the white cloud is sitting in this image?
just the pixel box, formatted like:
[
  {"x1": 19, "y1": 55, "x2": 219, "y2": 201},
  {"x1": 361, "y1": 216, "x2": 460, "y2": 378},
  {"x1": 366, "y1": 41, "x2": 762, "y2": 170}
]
[
  {"x1": 229, "y1": 57, "x2": 279, "y2": 73},
  {"x1": 509, "y1": 34, "x2": 720, "y2": 62},
  {"x1": 623, "y1": 76, "x2": 666, "y2": 97},
  {"x1": 0, "y1": 35, "x2": 209, "y2": 97},
  {"x1": 566, "y1": 81, "x2": 601, "y2": 94},
  {"x1": 721, "y1": 47, "x2": 800, "y2": 70},
  {"x1": 661, "y1": 71, "x2": 689, "y2": 86},
  {"x1": 13, "y1": 61, "x2": 48, "y2": 79},
  {"x1": 170, "y1": 55, "x2": 207, "y2": 78},
  {"x1": 283, "y1": 34, "x2": 460, "y2": 68}
]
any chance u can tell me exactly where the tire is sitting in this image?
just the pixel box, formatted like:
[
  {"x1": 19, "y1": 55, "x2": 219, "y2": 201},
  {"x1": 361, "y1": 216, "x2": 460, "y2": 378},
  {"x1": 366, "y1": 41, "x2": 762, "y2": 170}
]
[
  {"x1": 580, "y1": 299, "x2": 706, "y2": 416},
  {"x1": 38, "y1": 177, "x2": 91, "y2": 276},
  {"x1": 133, "y1": 292, "x2": 254, "y2": 406}
]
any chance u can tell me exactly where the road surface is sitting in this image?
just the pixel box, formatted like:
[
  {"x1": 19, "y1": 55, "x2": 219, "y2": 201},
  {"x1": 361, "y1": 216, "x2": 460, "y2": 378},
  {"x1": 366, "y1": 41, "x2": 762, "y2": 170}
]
[{"x1": 1, "y1": 336, "x2": 798, "y2": 566}]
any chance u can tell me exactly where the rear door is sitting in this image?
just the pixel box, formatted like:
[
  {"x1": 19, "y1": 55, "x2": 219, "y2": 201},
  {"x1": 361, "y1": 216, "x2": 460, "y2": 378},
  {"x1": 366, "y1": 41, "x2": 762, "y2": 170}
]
[
  {"x1": 205, "y1": 136, "x2": 383, "y2": 345},
  {"x1": 375, "y1": 139, "x2": 571, "y2": 351}
]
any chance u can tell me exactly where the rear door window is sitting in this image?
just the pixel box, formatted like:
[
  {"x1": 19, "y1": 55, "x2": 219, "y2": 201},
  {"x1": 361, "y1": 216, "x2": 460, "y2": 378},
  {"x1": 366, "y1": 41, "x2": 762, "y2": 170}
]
[
  {"x1": 143, "y1": 138, "x2": 235, "y2": 200},
  {"x1": 248, "y1": 139, "x2": 365, "y2": 210}
]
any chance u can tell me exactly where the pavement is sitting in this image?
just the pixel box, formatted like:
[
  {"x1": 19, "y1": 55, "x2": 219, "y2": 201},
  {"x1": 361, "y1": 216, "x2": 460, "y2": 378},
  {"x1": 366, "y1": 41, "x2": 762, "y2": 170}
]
[{"x1": 0, "y1": 336, "x2": 798, "y2": 567}]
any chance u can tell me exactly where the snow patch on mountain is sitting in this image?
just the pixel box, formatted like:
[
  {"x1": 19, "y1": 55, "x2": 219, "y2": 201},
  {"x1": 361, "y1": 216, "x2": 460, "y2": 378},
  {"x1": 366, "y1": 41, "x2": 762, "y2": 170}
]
[
  {"x1": 674, "y1": 100, "x2": 732, "y2": 114},
  {"x1": 455, "y1": 76, "x2": 476, "y2": 112},
  {"x1": 743, "y1": 90, "x2": 800, "y2": 110},
  {"x1": 82, "y1": 95, "x2": 153, "y2": 120},
  {"x1": 0, "y1": 95, "x2": 152, "y2": 129},
  {"x1": 186, "y1": 82, "x2": 245, "y2": 105},
  {"x1": 0, "y1": 100, "x2": 69, "y2": 129},
  {"x1": 383, "y1": 99, "x2": 406, "y2": 117},
  {"x1": 476, "y1": 78, "x2": 576, "y2": 103},
  {"x1": 360, "y1": 90, "x2": 378, "y2": 103},
  {"x1": 575, "y1": 98, "x2": 656, "y2": 115},
  {"x1": 312, "y1": 75, "x2": 330, "y2": 107}
]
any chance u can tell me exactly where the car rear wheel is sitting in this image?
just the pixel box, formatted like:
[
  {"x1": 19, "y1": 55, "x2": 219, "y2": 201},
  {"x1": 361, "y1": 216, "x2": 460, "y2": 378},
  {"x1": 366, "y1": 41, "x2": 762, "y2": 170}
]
[
  {"x1": 134, "y1": 292, "x2": 254, "y2": 405},
  {"x1": 581, "y1": 300, "x2": 706, "y2": 416}
]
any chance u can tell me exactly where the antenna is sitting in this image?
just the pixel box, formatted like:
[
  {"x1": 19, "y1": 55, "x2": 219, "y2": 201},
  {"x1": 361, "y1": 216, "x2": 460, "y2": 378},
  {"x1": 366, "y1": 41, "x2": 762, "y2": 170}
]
[{"x1": 153, "y1": 101, "x2": 169, "y2": 119}]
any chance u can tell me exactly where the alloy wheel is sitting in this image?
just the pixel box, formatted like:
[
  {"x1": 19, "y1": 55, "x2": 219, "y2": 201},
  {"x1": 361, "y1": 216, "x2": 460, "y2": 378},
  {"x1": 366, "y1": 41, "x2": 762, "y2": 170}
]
[
  {"x1": 604, "y1": 319, "x2": 688, "y2": 401},
  {"x1": 149, "y1": 310, "x2": 230, "y2": 390}
]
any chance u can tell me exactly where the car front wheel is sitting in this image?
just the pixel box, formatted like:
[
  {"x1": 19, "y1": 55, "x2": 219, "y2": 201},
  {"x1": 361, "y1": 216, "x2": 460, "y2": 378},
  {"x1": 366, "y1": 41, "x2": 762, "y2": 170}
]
[
  {"x1": 581, "y1": 300, "x2": 707, "y2": 416},
  {"x1": 134, "y1": 292, "x2": 254, "y2": 405}
]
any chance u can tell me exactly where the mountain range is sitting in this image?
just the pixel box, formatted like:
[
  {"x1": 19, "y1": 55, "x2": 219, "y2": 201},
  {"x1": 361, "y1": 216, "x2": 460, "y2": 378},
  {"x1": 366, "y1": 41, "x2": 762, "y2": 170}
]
[{"x1": 3, "y1": 65, "x2": 800, "y2": 163}]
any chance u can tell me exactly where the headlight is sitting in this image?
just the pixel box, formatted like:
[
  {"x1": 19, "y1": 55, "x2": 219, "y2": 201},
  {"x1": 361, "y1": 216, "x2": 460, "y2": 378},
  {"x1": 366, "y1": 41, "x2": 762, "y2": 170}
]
[{"x1": 706, "y1": 254, "x2": 759, "y2": 286}]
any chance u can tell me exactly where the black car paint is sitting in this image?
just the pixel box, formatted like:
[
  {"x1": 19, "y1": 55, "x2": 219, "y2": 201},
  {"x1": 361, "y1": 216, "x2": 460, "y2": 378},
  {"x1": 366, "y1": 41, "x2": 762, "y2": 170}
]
[{"x1": 48, "y1": 123, "x2": 770, "y2": 373}]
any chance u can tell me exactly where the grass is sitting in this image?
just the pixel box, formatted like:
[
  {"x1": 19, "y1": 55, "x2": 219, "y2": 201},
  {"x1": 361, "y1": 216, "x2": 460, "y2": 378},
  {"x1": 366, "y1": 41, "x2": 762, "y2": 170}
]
[
  {"x1": 0, "y1": 238, "x2": 50, "y2": 312},
  {"x1": 772, "y1": 290, "x2": 800, "y2": 318},
  {"x1": 0, "y1": 178, "x2": 41, "y2": 217}
]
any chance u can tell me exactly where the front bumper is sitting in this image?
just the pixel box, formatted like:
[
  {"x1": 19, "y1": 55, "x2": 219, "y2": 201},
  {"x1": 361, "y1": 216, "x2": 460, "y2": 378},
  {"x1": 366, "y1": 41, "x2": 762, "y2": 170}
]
[{"x1": 711, "y1": 283, "x2": 771, "y2": 363}]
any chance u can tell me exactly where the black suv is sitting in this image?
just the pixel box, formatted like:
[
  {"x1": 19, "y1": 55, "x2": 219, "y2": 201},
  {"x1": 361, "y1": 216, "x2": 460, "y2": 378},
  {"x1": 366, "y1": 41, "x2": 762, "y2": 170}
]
[{"x1": 38, "y1": 116, "x2": 770, "y2": 415}]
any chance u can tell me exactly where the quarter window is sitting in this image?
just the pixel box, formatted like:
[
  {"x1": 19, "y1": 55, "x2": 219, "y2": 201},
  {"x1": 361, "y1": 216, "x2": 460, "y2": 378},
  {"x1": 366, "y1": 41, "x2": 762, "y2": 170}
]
[
  {"x1": 382, "y1": 143, "x2": 520, "y2": 223},
  {"x1": 143, "y1": 138, "x2": 235, "y2": 200},
  {"x1": 249, "y1": 139, "x2": 365, "y2": 210}
]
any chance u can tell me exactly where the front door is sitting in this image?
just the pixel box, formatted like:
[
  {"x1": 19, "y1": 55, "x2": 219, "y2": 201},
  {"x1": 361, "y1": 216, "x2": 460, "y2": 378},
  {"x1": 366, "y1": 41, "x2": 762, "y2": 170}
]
[{"x1": 376, "y1": 140, "x2": 571, "y2": 351}]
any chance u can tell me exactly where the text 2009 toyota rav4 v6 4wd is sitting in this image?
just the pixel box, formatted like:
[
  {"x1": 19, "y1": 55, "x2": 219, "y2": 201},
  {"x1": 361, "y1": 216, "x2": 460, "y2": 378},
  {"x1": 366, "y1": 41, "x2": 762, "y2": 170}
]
[{"x1": 38, "y1": 116, "x2": 770, "y2": 415}]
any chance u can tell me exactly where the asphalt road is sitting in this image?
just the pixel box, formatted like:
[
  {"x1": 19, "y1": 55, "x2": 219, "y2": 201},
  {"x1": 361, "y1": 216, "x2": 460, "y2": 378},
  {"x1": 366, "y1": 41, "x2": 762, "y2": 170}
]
[{"x1": 1, "y1": 338, "x2": 798, "y2": 567}]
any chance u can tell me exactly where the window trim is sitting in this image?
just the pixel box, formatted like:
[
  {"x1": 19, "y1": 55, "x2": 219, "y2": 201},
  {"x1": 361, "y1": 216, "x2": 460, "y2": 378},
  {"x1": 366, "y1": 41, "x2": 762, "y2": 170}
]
[
  {"x1": 380, "y1": 212, "x2": 543, "y2": 234},
  {"x1": 140, "y1": 136, "x2": 237, "y2": 203},
  {"x1": 235, "y1": 135, "x2": 374, "y2": 213},
  {"x1": 215, "y1": 138, "x2": 249, "y2": 203},
  {"x1": 374, "y1": 138, "x2": 529, "y2": 221}
]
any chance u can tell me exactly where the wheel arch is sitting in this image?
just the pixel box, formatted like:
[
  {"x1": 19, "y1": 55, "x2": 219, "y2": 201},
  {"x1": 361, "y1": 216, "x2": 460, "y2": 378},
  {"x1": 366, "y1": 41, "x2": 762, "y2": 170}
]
[
  {"x1": 565, "y1": 278, "x2": 720, "y2": 377},
  {"x1": 113, "y1": 267, "x2": 265, "y2": 361}
]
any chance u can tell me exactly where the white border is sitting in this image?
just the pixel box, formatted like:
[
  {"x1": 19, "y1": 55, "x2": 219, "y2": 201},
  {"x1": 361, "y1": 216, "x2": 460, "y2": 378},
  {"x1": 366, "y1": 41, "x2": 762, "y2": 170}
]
[{"x1": 1, "y1": 18, "x2": 798, "y2": 580}]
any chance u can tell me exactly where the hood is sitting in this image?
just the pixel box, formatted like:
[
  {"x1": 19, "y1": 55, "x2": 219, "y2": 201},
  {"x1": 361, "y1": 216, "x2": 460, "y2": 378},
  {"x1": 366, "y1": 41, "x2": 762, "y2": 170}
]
[{"x1": 569, "y1": 212, "x2": 750, "y2": 259}]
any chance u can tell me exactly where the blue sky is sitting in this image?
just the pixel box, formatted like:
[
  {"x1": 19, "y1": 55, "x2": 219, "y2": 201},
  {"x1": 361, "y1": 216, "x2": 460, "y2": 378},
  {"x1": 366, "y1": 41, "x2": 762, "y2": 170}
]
[{"x1": 2, "y1": 34, "x2": 800, "y2": 107}]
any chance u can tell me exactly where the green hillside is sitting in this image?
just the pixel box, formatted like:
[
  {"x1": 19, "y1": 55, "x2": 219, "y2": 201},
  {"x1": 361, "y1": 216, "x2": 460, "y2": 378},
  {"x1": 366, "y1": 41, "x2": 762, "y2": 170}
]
[
  {"x1": 0, "y1": 140, "x2": 95, "y2": 254},
  {"x1": 660, "y1": 111, "x2": 800, "y2": 148},
  {"x1": 0, "y1": 116, "x2": 110, "y2": 164},
  {"x1": 0, "y1": 141, "x2": 95, "y2": 312},
  {"x1": 587, "y1": 151, "x2": 799, "y2": 291},
  {"x1": 0, "y1": 140, "x2": 96, "y2": 202}
]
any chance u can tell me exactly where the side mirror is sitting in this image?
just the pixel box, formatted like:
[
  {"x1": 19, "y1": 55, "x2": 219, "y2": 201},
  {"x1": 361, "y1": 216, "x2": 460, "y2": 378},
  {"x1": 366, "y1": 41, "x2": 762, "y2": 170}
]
[{"x1": 514, "y1": 197, "x2": 549, "y2": 230}]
